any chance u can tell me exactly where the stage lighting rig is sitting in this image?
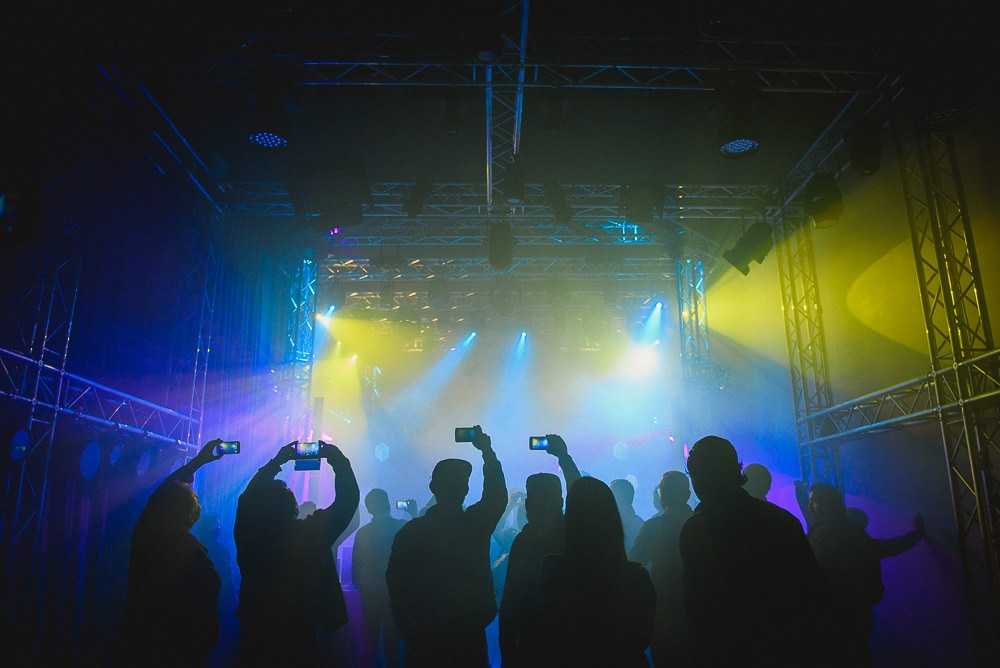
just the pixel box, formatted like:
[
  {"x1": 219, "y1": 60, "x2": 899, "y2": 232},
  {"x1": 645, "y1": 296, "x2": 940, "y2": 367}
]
[
  {"x1": 504, "y1": 157, "x2": 526, "y2": 204},
  {"x1": 488, "y1": 221, "x2": 514, "y2": 270},
  {"x1": 407, "y1": 176, "x2": 432, "y2": 218},
  {"x1": 718, "y1": 73, "x2": 760, "y2": 158},
  {"x1": 802, "y1": 173, "x2": 843, "y2": 228},
  {"x1": 722, "y1": 222, "x2": 773, "y2": 276}
]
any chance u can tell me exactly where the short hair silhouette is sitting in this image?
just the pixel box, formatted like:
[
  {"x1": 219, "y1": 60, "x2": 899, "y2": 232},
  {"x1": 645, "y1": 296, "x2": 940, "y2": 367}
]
[
  {"x1": 658, "y1": 471, "x2": 691, "y2": 508},
  {"x1": 743, "y1": 463, "x2": 773, "y2": 500},
  {"x1": 365, "y1": 488, "x2": 391, "y2": 516},
  {"x1": 525, "y1": 472, "x2": 562, "y2": 523},
  {"x1": 687, "y1": 435, "x2": 746, "y2": 500},
  {"x1": 146, "y1": 481, "x2": 200, "y2": 531},
  {"x1": 610, "y1": 478, "x2": 635, "y2": 506},
  {"x1": 430, "y1": 458, "x2": 473, "y2": 505},
  {"x1": 565, "y1": 477, "x2": 626, "y2": 566}
]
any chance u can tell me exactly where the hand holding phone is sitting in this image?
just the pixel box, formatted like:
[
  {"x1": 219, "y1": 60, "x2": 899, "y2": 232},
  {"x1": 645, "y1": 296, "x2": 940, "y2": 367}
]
[
  {"x1": 529, "y1": 436, "x2": 549, "y2": 450},
  {"x1": 293, "y1": 441, "x2": 321, "y2": 471},
  {"x1": 455, "y1": 426, "x2": 482, "y2": 443}
]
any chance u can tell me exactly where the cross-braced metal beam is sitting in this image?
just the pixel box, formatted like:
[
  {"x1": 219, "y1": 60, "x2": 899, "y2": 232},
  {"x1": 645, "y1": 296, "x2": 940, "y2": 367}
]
[
  {"x1": 281, "y1": 251, "x2": 319, "y2": 439},
  {"x1": 676, "y1": 257, "x2": 712, "y2": 379},
  {"x1": 771, "y1": 209, "x2": 837, "y2": 485}
]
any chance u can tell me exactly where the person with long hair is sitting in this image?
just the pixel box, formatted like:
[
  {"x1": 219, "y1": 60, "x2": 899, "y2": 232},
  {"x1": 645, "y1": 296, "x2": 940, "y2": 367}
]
[{"x1": 533, "y1": 476, "x2": 655, "y2": 667}]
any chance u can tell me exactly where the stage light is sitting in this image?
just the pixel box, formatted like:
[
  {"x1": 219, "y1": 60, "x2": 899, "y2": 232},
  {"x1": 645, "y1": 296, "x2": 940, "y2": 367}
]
[
  {"x1": 248, "y1": 130, "x2": 288, "y2": 149},
  {"x1": 802, "y1": 173, "x2": 843, "y2": 228},
  {"x1": 718, "y1": 74, "x2": 760, "y2": 158},
  {"x1": 463, "y1": 331, "x2": 478, "y2": 346},
  {"x1": 722, "y1": 222, "x2": 773, "y2": 276},
  {"x1": 9, "y1": 429, "x2": 28, "y2": 461},
  {"x1": 374, "y1": 443, "x2": 390, "y2": 463},
  {"x1": 350, "y1": 354, "x2": 358, "y2": 364}
]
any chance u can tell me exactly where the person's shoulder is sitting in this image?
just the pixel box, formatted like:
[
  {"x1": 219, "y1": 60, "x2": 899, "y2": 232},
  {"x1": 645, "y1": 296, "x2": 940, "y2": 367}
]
[
  {"x1": 622, "y1": 560, "x2": 653, "y2": 584},
  {"x1": 755, "y1": 498, "x2": 806, "y2": 532}
]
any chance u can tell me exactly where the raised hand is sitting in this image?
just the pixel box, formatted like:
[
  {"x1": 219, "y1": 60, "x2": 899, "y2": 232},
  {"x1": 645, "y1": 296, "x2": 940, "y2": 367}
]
[
  {"x1": 194, "y1": 439, "x2": 224, "y2": 465},
  {"x1": 320, "y1": 441, "x2": 350, "y2": 468},
  {"x1": 275, "y1": 441, "x2": 298, "y2": 465},
  {"x1": 545, "y1": 434, "x2": 568, "y2": 458},
  {"x1": 471, "y1": 425, "x2": 492, "y2": 452}
]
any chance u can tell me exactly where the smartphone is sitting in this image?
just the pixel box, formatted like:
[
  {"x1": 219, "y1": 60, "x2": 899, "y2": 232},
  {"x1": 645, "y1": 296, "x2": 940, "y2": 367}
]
[
  {"x1": 294, "y1": 441, "x2": 321, "y2": 458},
  {"x1": 529, "y1": 436, "x2": 549, "y2": 450},
  {"x1": 396, "y1": 499, "x2": 415, "y2": 511},
  {"x1": 216, "y1": 440, "x2": 240, "y2": 456},
  {"x1": 454, "y1": 427, "x2": 480, "y2": 443}
]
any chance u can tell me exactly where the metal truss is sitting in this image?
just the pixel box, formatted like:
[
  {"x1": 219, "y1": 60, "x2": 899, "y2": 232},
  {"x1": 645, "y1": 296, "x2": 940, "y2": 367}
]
[
  {"x1": 185, "y1": 248, "x2": 218, "y2": 449},
  {"x1": 676, "y1": 258, "x2": 712, "y2": 379},
  {"x1": 771, "y1": 209, "x2": 837, "y2": 485},
  {"x1": 282, "y1": 252, "x2": 319, "y2": 439},
  {"x1": 301, "y1": 39, "x2": 892, "y2": 95}
]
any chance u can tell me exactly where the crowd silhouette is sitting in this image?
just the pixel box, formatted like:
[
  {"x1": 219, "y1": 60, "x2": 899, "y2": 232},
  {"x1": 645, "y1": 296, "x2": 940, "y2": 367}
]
[{"x1": 124, "y1": 430, "x2": 925, "y2": 667}]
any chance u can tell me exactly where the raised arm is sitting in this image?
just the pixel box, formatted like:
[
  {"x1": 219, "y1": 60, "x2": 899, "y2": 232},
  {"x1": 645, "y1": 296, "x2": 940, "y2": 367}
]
[
  {"x1": 466, "y1": 427, "x2": 509, "y2": 529},
  {"x1": 308, "y1": 443, "x2": 361, "y2": 546},
  {"x1": 245, "y1": 442, "x2": 296, "y2": 492},
  {"x1": 544, "y1": 434, "x2": 581, "y2": 493},
  {"x1": 874, "y1": 514, "x2": 925, "y2": 558},
  {"x1": 164, "y1": 439, "x2": 224, "y2": 487}
]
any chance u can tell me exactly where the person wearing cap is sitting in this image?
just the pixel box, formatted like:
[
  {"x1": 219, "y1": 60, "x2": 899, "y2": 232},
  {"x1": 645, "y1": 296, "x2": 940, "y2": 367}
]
[
  {"x1": 499, "y1": 434, "x2": 581, "y2": 667},
  {"x1": 630, "y1": 471, "x2": 695, "y2": 668},
  {"x1": 679, "y1": 436, "x2": 829, "y2": 668},
  {"x1": 386, "y1": 425, "x2": 507, "y2": 667}
]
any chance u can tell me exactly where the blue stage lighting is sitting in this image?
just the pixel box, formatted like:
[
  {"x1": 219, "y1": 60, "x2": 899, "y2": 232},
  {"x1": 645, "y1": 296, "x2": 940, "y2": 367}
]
[
  {"x1": 720, "y1": 138, "x2": 760, "y2": 157},
  {"x1": 248, "y1": 130, "x2": 289, "y2": 149},
  {"x1": 463, "y1": 331, "x2": 478, "y2": 346}
]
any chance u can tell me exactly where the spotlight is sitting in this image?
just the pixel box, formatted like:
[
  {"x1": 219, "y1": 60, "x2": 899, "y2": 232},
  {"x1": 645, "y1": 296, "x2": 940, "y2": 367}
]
[
  {"x1": 718, "y1": 73, "x2": 760, "y2": 158},
  {"x1": 722, "y1": 222, "x2": 773, "y2": 275},
  {"x1": 350, "y1": 354, "x2": 358, "y2": 364},
  {"x1": 248, "y1": 130, "x2": 288, "y2": 149},
  {"x1": 802, "y1": 174, "x2": 843, "y2": 228},
  {"x1": 488, "y1": 221, "x2": 514, "y2": 270}
]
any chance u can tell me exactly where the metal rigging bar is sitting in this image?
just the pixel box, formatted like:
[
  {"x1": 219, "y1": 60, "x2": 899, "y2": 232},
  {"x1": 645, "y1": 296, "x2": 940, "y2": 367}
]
[
  {"x1": 282, "y1": 251, "x2": 319, "y2": 439},
  {"x1": 676, "y1": 258, "x2": 712, "y2": 379},
  {"x1": 893, "y1": 116, "x2": 999, "y2": 598},
  {"x1": 771, "y1": 208, "x2": 837, "y2": 485}
]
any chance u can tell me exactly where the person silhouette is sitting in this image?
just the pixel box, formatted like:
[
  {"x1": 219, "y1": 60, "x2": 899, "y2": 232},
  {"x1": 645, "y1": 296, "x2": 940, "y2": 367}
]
[
  {"x1": 533, "y1": 476, "x2": 655, "y2": 667},
  {"x1": 353, "y1": 489, "x2": 408, "y2": 668},
  {"x1": 297, "y1": 500, "x2": 317, "y2": 519},
  {"x1": 386, "y1": 426, "x2": 507, "y2": 667},
  {"x1": 742, "y1": 463, "x2": 773, "y2": 501},
  {"x1": 679, "y1": 436, "x2": 828, "y2": 668},
  {"x1": 610, "y1": 478, "x2": 644, "y2": 552},
  {"x1": 499, "y1": 434, "x2": 581, "y2": 667},
  {"x1": 234, "y1": 441, "x2": 359, "y2": 666},
  {"x1": 806, "y1": 483, "x2": 925, "y2": 667},
  {"x1": 124, "y1": 439, "x2": 224, "y2": 667},
  {"x1": 630, "y1": 471, "x2": 695, "y2": 668}
]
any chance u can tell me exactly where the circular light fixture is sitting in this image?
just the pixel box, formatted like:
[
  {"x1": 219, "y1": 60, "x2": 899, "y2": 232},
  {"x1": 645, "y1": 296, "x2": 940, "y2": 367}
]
[
  {"x1": 248, "y1": 130, "x2": 289, "y2": 149},
  {"x1": 720, "y1": 138, "x2": 760, "y2": 157}
]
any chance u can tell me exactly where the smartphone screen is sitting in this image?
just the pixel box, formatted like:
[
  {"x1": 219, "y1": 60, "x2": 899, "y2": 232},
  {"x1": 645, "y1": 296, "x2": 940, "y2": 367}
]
[
  {"x1": 217, "y1": 440, "x2": 240, "y2": 455},
  {"x1": 454, "y1": 427, "x2": 477, "y2": 443},
  {"x1": 295, "y1": 441, "x2": 321, "y2": 457},
  {"x1": 395, "y1": 500, "x2": 412, "y2": 511},
  {"x1": 529, "y1": 436, "x2": 549, "y2": 450}
]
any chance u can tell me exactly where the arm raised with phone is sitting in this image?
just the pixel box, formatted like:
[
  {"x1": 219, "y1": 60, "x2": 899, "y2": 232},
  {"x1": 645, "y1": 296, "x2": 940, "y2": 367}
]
[{"x1": 465, "y1": 426, "x2": 509, "y2": 531}]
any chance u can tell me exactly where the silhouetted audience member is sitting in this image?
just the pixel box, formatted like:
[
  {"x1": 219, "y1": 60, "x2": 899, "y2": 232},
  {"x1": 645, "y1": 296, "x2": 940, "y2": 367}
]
[
  {"x1": 610, "y1": 478, "x2": 644, "y2": 552},
  {"x1": 806, "y1": 483, "x2": 925, "y2": 667},
  {"x1": 124, "y1": 439, "x2": 223, "y2": 667},
  {"x1": 234, "y1": 441, "x2": 359, "y2": 666},
  {"x1": 534, "y1": 476, "x2": 655, "y2": 667},
  {"x1": 680, "y1": 436, "x2": 828, "y2": 668},
  {"x1": 742, "y1": 463, "x2": 773, "y2": 501},
  {"x1": 630, "y1": 471, "x2": 695, "y2": 668},
  {"x1": 386, "y1": 426, "x2": 507, "y2": 667},
  {"x1": 353, "y1": 489, "x2": 408, "y2": 668},
  {"x1": 499, "y1": 435, "x2": 581, "y2": 667}
]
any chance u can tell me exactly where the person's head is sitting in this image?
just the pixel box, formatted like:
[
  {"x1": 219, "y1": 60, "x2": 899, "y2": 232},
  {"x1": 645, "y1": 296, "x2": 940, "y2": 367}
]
[
  {"x1": 686, "y1": 435, "x2": 746, "y2": 503},
  {"x1": 809, "y1": 483, "x2": 846, "y2": 523},
  {"x1": 525, "y1": 473, "x2": 563, "y2": 525},
  {"x1": 846, "y1": 507, "x2": 869, "y2": 530},
  {"x1": 251, "y1": 479, "x2": 299, "y2": 529},
  {"x1": 147, "y1": 481, "x2": 201, "y2": 533},
  {"x1": 742, "y1": 463, "x2": 773, "y2": 501},
  {"x1": 658, "y1": 471, "x2": 692, "y2": 510},
  {"x1": 565, "y1": 477, "x2": 626, "y2": 567},
  {"x1": 365, "y1": 488, "x2": 391, "y2": 517},
  {"x1": 429, "y1": 458, "x2": 473, "y2": 507},
  {"x1": 609, "y1": 478, "x2": 635, "y2": 510},
  {"x1": 297, "y1": 501, "x2": 317, "y2": 519}
]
